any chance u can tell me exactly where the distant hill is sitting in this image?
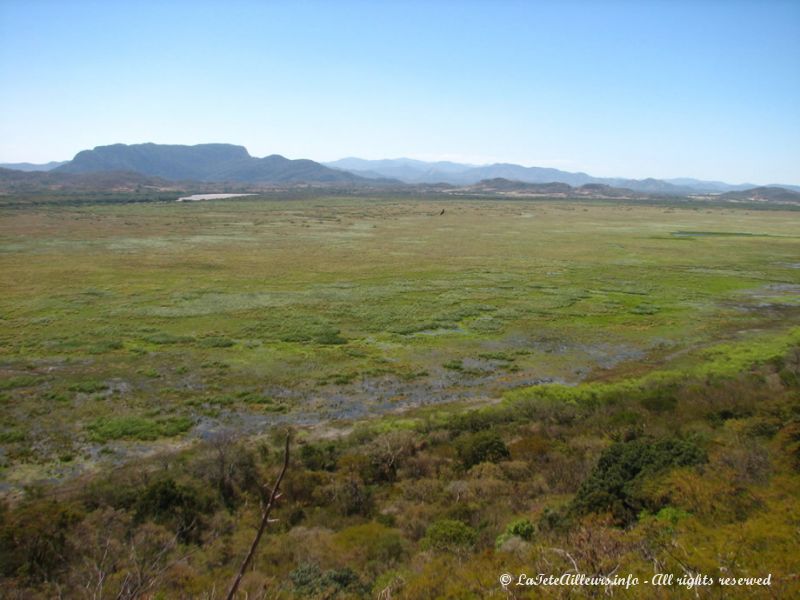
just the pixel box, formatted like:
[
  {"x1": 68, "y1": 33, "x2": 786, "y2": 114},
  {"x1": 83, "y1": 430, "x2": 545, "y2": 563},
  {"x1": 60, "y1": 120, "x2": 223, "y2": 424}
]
[
  {"x1": 0, "y1": 166, "x2": 176, "y2": 193},
  {"x1": 576, "y1": 183, "x2": 640, "y2": 198},
  {"x1": 325, "y1": 158, "x2": 690, "y2": 193},
  {"x1": 0, "y1": 161, "x2": 67, "y2": 172},
  {"x1": 465, "y1": 178, "x2": 574, "y2": 194},
  {"x1": 7, "y1": 146, "x2": 796, "y2": 195},
  {"x1": 719, "y1": 186, "x2": 800, "y2": 203},
  {"x1": 328, "y1": 157, "x2": 477, "y2": 183},
  {"x1": 56, "y1": 143, "x2": 370, "y2": 184},
  {"x1": 326, "y1": 157, "x2": 798, "y2": 195},
  {"x1": 3, "y1": 165, "x2": 798, "y2": 206},
  {"x1": 459, "y1": 178, "x2": 640, "y2": 198},
  {"x1": 445, "y1": 178, "x2": 800, "y2": 203},
  {"x1": 665, "y1": 177, "x2": 755, "y2": 192}
]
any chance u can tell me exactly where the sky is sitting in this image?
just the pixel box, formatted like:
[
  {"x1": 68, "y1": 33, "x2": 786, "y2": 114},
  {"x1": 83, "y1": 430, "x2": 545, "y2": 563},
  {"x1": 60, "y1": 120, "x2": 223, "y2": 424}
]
[{"x1": 0, "y1": 0, "x2": 798, "y2": 184}]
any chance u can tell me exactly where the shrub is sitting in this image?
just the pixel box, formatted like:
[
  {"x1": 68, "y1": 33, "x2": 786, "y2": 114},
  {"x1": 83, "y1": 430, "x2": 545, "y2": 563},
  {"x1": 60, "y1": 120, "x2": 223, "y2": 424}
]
[
  {"x1": 640, "y1": 390, "x2": 678, "y2": 413},
  {"x1": 365, "y1": 430, "x2": 419, "y2": 482},
  {"x1": 422, "y1": 519, "x2": 477, "y2": 553},
  {"x1": 0, "y1": 499, "x2": 83, "y2": 581},
  {"x1": 456, "y1": 430, "x2": 510, "y2": 468},
  {"x1": 334, "y1": 522, "x2": 406, "y2": 570},
  {"x1": 134, "y1": 478, "x2": 212, "y2": 543},
  {"x1": 192, "y1": 435, "x2": 261, "y2": 510},
  {"x1": 495, "y1": 518, "x2": 536, "y2": 549},
  {"x1": 283, "y1": 470, "x2": 327, "y2": 505},
  {"x1": 570, "y1": 436, "x2": 706, "y2": 524},
  {"x1": 290, "y1": 563, "x2": 367, "y2": 597},
  {"x1": 300, "y1": 441, "x2": 339, "y2": 471},
  {"x1": 652, "y1": 506, "x2": 691, "y2": 526},
  {"x1": 506, "y1": 518, "x2": 535, "y2": 540},
  {"x1": 449, "y1": 409, "x2": 503, "y2": 433},
  {"x1": 325, "y1": 474, "x2": 373, "y2": 517}
]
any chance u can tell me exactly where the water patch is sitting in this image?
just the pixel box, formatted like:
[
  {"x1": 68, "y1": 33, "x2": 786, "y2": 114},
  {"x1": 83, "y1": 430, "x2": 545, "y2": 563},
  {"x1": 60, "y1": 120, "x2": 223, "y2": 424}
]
[
  {"x1": 177, "y1": 193, "x2": 258, "y2": 201},
  {"x1": 671, "y1": 230, "x2": 761, "y2": 238}
]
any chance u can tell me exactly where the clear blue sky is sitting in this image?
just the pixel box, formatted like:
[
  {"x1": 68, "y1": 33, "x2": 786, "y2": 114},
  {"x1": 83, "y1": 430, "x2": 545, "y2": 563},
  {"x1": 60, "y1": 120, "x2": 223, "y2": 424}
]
[{"x1": 1, "y1": 0, "x2": 798, "y2": 183}]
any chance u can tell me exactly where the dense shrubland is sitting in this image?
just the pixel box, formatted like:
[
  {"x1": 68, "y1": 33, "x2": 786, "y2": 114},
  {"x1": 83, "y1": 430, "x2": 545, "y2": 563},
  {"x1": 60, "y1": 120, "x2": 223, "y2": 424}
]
[{"x1": 2, "y1": 335, "x2": 798, "y2": 598}]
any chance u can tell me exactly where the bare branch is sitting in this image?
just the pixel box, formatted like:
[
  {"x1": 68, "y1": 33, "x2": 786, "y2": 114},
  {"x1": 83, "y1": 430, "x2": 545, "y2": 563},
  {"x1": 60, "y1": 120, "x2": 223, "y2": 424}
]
[
  {"x1": 225, "y1": 432, "x2": 291, "y2": 600},
  {"x1": 546, "y1": 547, "x2": 580, "y2": 574}
]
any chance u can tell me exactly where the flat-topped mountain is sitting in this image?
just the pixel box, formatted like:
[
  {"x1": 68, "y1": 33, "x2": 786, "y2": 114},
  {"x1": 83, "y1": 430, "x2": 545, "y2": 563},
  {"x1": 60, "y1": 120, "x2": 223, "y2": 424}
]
[{"x1": 56, "y1": 143, "x2": 367, "y2": 184}]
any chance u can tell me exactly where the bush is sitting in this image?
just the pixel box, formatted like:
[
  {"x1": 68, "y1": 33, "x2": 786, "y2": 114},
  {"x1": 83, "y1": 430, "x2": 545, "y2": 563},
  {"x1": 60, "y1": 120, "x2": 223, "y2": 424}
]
[
  {"x1": 422, "y1": 519, "x2": 477, "y2": 553},
  {"x1": 290, "y1": 563, "x2": 367, "y2": 597},
  {"x1": 0, "y1": 500, "x2": 83, "y2": 581},
  {"x1": 325, "y1": 474, "x2": 373, "y2": 517},
  {"x1": 456, "y1": 430, "x2": 510, "y2": 468},
  {"x1": 506, "y1": 518, "x2": 535, "y2": 540},
  {"x1": 300, "y1": 441, "x2": 339, "y2": 471},
  {"x1": 449, "y1": 409, "x2": 503, "y2": 433},
  {"x1": 570, "y1": 436, "x2": 706, "y2": 524},
  {"x1": 496, "y1": 518, "x2": 536, "y2": 549},
  {"x1": 134, "y1": 478, "x2": 212, "y2": 543},
  {"x1": 334, "y1": 522, "x2": 406, "y2": 570},
  {"x1": 365, "y1": 430, "x2": 419, "y2": 482},
  {"x1": 640, "y1": 390, "x2": 678, "y2": 413}
]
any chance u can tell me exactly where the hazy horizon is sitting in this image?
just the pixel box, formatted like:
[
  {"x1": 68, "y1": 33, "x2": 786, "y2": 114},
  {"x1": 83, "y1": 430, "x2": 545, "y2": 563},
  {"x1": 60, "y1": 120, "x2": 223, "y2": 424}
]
[
  {"x1": 3, "y1": 143, "x2": 798, "y2": 187},
  {"x1": 1, "y1": 1, "x2": 798, "y2": 184}
]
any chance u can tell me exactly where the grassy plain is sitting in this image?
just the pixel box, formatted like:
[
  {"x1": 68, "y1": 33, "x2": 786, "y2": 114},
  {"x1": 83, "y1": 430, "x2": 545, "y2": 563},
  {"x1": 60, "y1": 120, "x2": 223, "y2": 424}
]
[
  {"x1": 2, "y1": 195, "x2": 800, "y2": 598},
  {"x1": 1, "y1": 197, "x2": 799, "y2": 488}
]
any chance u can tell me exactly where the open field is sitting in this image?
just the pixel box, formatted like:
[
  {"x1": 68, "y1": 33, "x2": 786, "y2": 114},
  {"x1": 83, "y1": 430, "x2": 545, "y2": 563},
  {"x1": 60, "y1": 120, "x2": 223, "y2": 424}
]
[
  {"x1": 2, "y1": 195, "x2": 800, "y2": 598},
  {"x1": 1, "y1": 197, "x2": 799, "y2": 488}
]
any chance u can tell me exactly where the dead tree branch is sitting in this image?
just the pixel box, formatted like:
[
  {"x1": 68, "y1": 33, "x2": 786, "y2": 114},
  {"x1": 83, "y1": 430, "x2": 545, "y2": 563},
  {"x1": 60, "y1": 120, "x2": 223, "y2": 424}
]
[{"x1": 225, "y1": 433, "x2": 291, "y2": 600}]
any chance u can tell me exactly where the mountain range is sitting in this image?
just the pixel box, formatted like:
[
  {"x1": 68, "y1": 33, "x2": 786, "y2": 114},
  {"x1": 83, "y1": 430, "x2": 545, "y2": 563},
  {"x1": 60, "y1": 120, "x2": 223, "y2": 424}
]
[
  {"x1": 2, "y1": 143, "x2": 798, "y2": 196},
  {"x1": 325, "y1": 157, "x2": 800, "y2": 194}
]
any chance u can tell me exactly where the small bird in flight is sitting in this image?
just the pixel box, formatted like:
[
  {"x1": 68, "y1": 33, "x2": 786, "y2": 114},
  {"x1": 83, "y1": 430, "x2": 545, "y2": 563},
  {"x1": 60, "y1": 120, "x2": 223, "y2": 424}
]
[{"x1": 439, "y1": 208, "x2": 445, "y2": 215}]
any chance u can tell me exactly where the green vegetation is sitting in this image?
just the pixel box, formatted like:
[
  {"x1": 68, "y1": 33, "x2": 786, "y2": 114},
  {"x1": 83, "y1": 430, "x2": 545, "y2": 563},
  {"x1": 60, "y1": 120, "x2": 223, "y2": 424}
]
[
  {"x1": 87, "y1": 415, "x2": 194, "y2": 442},
  {"x1": 570, "y1": 435, "x2": 707, "y2": 524},
  {"x1": 1, "y1": 195, "x2": 799, "y2": 597},
  {"x1": 456, "y1": 430, "x2": 510, "y2": 468},
  {"x1": 1, "y1": 331, "x2": 797, "y2": 597},
  {"x1": 422, "y1": 519, "x2": 478, "y2": 553}
]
